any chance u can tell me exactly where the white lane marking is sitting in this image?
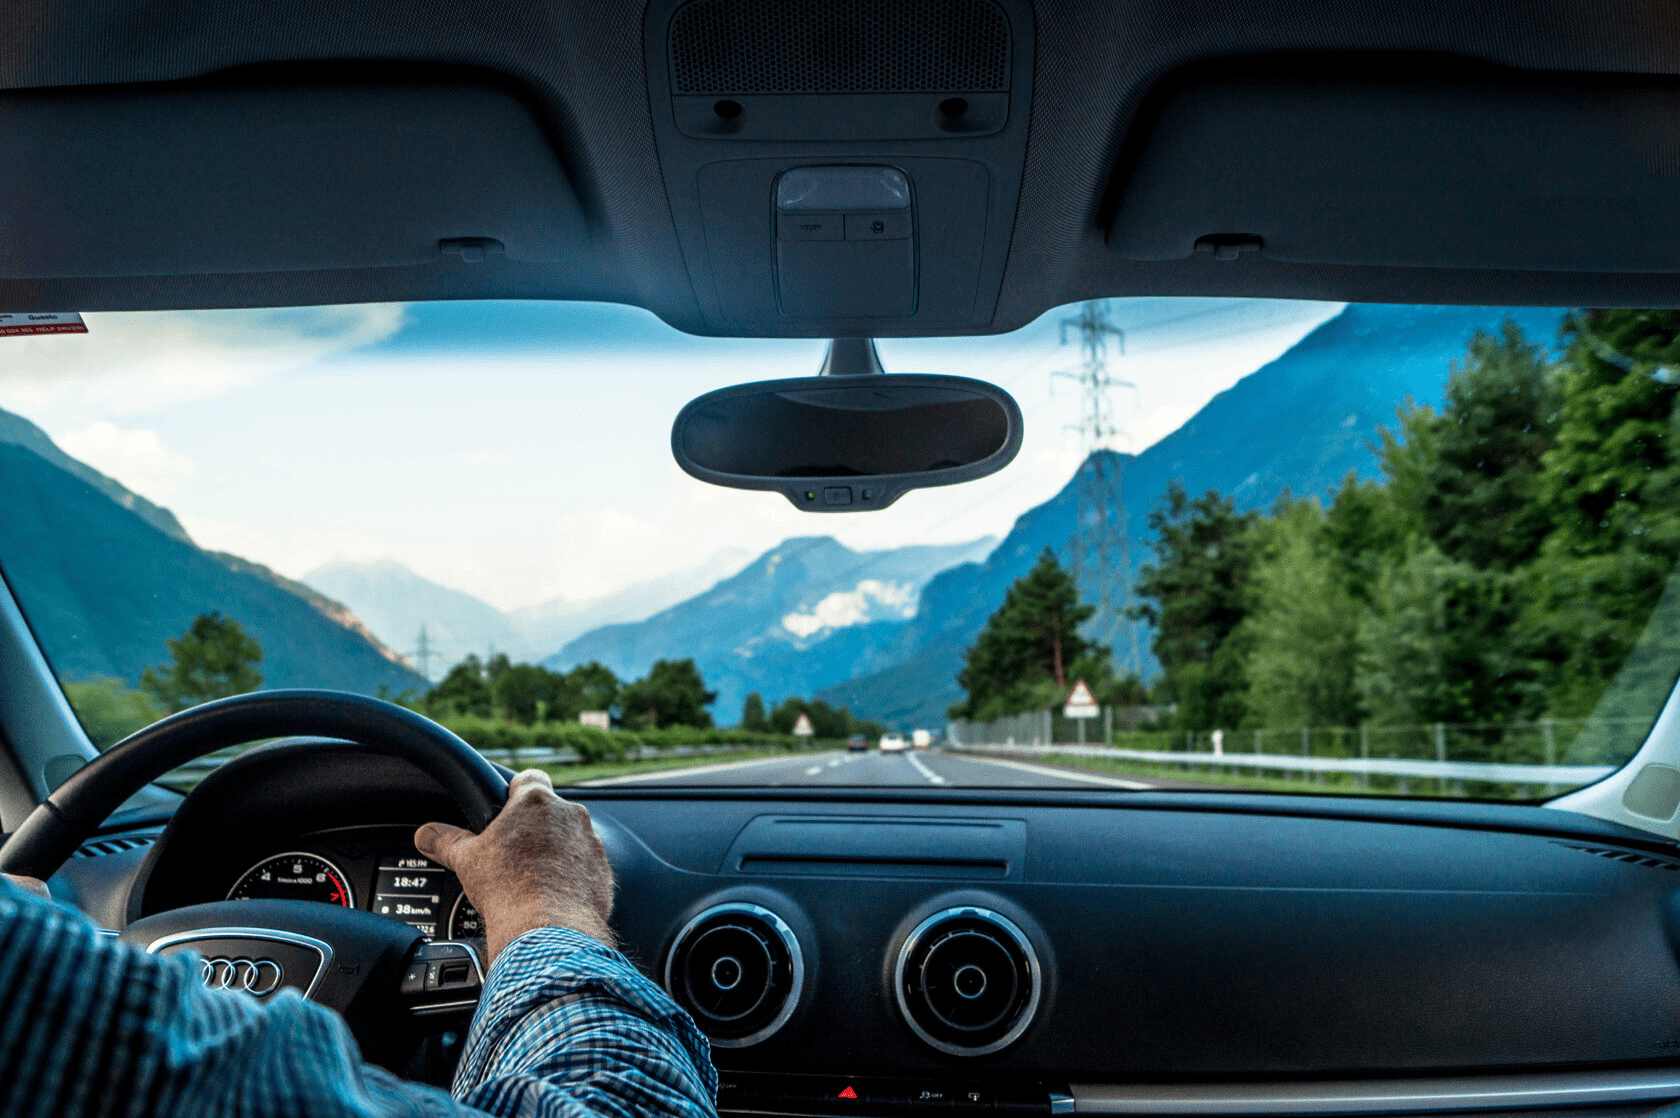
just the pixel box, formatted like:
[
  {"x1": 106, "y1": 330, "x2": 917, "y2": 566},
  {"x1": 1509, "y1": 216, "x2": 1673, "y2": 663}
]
[
  {"x1": 805, "y1": 765, "x2": 824, "y2": 775},
  {"x1": 578, "y1": 752, "x2": 837, "y2": 786},
  {"x1": 905, "y1": 751, "x2": 946, "y2": 785},
  {"x1": 827, "y1": 758, "x2": 843, "y2": 768},
  {"x1": 943, "y1": 753, "x2": 1155, "y2": 789}
]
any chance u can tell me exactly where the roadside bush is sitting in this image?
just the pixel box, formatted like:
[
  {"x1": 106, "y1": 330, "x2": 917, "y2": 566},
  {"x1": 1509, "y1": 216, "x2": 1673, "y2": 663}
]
[
  {"x1": 62, "y1": 677, "x2": 164, "y2": 749},
  {"x1": 433, "y1": 715, "x2": 814, "y2": 762}
]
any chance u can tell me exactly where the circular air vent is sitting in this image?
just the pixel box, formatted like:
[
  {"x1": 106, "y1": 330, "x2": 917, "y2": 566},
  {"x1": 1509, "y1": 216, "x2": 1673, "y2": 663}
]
[
  {"x1": 895, "y1": 906, "x2": 1040, "y2": 1056},
  {"x1": 665, "y1": 902, "x2": 804, "y2": 1047}
]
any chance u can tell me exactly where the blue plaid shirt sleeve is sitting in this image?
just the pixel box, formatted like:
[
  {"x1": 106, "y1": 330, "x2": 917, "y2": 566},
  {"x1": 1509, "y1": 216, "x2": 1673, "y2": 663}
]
[{"x1": 0, "y1": 878, "x2": 718, "y2": 1118}]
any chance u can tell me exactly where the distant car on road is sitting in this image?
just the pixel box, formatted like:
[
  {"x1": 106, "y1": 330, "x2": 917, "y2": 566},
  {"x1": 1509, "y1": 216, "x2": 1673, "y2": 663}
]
[
  {"x1": 879, "y1": 733, "x2": 908, "y2": 752},
  {"x1": 846, "y1": 734, "x2": 868, "y2": 752},
  {"x1": 911, "y1": 729, "x2": 933, "y2": 749}
]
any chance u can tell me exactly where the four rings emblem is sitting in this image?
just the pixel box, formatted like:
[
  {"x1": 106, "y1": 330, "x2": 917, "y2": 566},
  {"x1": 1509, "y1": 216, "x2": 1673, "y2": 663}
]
[{"x1": 201, "y1": 957, "x2": 283, "y2": 996}]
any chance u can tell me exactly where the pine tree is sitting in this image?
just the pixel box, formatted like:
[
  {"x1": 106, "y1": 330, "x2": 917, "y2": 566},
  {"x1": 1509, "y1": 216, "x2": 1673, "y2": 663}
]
[
  {"x1": 953, "y1": 549, "x2": 1096, "y2": 720},
  {"x1": 740, "y1": 691, "x2": 768, "y2": 731}
]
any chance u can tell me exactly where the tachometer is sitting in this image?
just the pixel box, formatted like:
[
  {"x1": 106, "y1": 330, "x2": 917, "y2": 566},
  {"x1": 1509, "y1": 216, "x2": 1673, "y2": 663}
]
[
  {"x1": 228, "y1": 852, "x2": 354, "y2": 908},
  {"x1": 449, "y1": 893, "x2": 484, "y2": 939}
]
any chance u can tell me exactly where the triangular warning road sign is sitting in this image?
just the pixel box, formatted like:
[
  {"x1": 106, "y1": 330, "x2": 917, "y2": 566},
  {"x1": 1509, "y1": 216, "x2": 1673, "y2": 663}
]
[
  {"x1": 792, "y1": 712, "x2": 815, "y2": 737},
  {"x1": 1064, "y1": 678, "x2": 1099, "y2": 718}
]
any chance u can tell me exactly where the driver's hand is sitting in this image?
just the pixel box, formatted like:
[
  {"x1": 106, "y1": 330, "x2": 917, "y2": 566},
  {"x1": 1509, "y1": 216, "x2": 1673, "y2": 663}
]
[
  {"x1": 414, "y1": 769, "x2": 614, "y2": 965},
  {"x1": 1, "y1": 874, "x2": 50, "y2": 900}
]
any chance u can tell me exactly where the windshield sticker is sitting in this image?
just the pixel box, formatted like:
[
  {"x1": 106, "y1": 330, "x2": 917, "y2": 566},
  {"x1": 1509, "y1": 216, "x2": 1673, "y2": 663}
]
[{"x1": 0, "y1": 312, "x2": 86, "y2": 337}]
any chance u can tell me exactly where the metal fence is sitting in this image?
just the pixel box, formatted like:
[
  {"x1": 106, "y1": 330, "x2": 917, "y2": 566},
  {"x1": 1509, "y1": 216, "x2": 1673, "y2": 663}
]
[{"x1": 946, "y1": 710, "x2": 1649, "y2": 796}]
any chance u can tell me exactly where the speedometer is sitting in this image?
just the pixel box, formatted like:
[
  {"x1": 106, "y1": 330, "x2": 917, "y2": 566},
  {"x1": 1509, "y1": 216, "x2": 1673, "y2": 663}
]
[
  {"x1": 449, "y1": 894, "x2": 484, "y2": 939},
  {"x1": 228, "y1": 852, "x2": 354, "y2": 907}
]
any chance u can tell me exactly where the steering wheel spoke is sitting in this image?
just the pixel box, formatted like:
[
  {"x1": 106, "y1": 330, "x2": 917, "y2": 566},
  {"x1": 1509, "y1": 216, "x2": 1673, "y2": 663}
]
[{"x1": 402, "y1": 940, "x2": 486, "y2": 1015}]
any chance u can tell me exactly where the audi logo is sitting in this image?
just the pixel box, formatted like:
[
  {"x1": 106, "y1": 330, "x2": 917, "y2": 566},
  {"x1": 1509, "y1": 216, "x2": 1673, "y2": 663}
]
[{"x1": 200, "y1": 957, "x2": 283, "y2": 996}]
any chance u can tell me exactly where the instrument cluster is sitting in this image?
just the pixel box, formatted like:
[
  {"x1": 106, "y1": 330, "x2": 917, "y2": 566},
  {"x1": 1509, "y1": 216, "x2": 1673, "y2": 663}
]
[{"x1": 223, "y1": 832, "x2": 482, "y2": 942}]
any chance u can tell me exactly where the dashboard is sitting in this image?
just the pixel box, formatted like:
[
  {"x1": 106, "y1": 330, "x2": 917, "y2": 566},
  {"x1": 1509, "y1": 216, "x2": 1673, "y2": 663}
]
[
  {"x1": 53, "y1": 740, "x2": 1680, "y2": 1113},
  {"x1": 222, "y1": 840, "x2": 483, "y2": 943}
]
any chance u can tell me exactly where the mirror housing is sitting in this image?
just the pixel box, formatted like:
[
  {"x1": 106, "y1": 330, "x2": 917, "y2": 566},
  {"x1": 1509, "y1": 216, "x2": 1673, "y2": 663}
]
[{"x1": 671, "y1": 373, "x2": 1023, "y2": 511}]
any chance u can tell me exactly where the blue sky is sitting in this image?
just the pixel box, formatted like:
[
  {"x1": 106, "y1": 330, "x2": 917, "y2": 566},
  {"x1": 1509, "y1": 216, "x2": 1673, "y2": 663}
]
[{"x1": 0, "y1": 297, "x2": 1342, "y2": 611}]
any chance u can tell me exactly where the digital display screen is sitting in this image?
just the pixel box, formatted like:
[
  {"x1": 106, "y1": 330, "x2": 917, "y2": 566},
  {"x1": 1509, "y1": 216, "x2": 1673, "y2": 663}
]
[{"x1": 373, "y1": 855, "x2": 448, "y2": 938}]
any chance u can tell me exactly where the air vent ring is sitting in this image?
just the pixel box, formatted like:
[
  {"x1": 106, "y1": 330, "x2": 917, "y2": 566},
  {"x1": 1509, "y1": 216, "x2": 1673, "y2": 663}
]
[
  {"x1": 665, "y1": 902, "x2": 804, "y2": 1047},
  {"x1": 895, "y1": 905, "x2": 1040, "y2": 1056}
]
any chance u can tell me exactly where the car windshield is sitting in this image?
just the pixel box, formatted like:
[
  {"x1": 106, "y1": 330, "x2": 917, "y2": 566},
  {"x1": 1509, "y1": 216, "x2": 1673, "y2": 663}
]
[{"x1": 3, "y1": 299, "x2": 1677, "y2": 800}]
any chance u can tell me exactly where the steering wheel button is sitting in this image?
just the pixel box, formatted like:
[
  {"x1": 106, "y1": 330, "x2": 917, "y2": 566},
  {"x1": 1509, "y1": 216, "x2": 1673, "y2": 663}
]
[{"x1": 400, "y1": 964, "x2": 426, "y2": 994}]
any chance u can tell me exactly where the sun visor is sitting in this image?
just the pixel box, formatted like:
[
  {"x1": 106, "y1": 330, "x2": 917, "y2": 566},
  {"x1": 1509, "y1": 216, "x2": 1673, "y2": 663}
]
[
  {"x1": 1107, "y1": 69, "x2": 1680, "y2": 274},
  {"x1": 0, "y1": 76, "x2": 590, "y2": 277}
]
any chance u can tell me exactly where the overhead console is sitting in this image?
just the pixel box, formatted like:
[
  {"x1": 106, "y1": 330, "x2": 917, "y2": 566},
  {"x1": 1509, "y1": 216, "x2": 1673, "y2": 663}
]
[
  {"x1": 1106, "y1": 60, "x2": 1680, "y2": 274},
  {"x1": 645, "y1": 0, "x2": 1035, "y2": 336}
]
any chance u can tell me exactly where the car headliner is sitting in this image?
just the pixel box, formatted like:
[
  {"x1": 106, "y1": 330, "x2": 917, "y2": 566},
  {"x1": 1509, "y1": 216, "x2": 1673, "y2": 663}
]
[{"x1": 2, "y1": 0, "x2": 1679, "y2": 334}]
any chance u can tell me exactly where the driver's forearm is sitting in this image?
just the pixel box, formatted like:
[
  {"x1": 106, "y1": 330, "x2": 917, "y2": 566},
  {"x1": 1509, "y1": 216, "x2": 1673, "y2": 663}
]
[
  {"x1": 452, "y1": 927, "x2": 719, "y2": 1118},
  {"x1": 0, "y1": 878, "x2": 476, "y2": 1118},
  {"x1": 0, "y1": 879, "x2": 716, "y2": 1118}
]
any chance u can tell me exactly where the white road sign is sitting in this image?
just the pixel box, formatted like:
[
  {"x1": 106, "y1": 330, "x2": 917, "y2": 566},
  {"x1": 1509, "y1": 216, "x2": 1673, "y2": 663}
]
[
  {"x1": 792, "y1": 712, "x2": 815, "y2": 737},
  {"x1": 1063, "y1": 679, "x2": 1099, "y2": 719},
  {"x1": 579, "y1": 710, "x2": 611, "y2": 730}
]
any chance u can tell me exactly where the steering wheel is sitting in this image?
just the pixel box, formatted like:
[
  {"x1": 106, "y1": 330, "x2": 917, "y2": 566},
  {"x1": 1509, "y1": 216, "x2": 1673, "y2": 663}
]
[{"x1": 0, "y1": 690, "x2": 510, "y2": 1057}]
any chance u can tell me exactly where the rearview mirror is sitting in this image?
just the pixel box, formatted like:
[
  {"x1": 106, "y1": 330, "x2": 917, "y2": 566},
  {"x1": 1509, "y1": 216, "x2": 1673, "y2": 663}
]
[{"x1": 671, "y1": 372, "x2": 1023, "y2": 512}]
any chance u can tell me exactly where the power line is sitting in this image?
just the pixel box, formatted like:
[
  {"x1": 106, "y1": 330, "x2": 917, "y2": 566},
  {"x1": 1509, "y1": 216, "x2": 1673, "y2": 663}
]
[{"x1": 1054, "y1": 301, "x2": 1145, "y2": 676}]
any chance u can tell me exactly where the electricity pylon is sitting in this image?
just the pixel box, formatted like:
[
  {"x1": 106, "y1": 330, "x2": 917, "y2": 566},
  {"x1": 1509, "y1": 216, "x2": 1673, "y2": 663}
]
[
  {"x1": 411, "y1": 624, "x2": 439, "y2": 680},
  {"x1": 1054, "y1": 301, "x2": 1144, "y2": 676}
]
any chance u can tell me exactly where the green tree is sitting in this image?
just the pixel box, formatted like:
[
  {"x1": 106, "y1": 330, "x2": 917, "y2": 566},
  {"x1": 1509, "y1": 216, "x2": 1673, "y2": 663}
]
[
  {"x1": 1131, "y1": 483, "x2": 1261, "y2": 730},
  {"x1": 953, "y1": 549, "x2": 1096, "y2": 719},
  {"x1": 1522, "y1": 309, "x2": 1680, "y2": 716},
  {"x1": 769, "y1": 696, "x2": 882, "y2": 738},
  {"x1": 493, "y1": 663, "x2": 568, "y2": 725},
  {"x1": 740, "y1": 691, "x2": 768, "y2": 731},
  {"x1": 1322, "y1": 472, "x2": 1410, "y2": 606},
  {"x1": 1060, "y1": 650, "x2": 1145, "y2": 708},
  {"x1": 140, "y1": 612, "x2": 264, "y2": 713},
  {"x1": 562, "y1": 662, "x2": 620, "y2": 719},
  {"x1": 62, "y1": 678, "x2": 164, "y2": 749},
  {"x1": 426, "y1": 654, "x2": 493, "y2": 718},
  {"x1": 1241, "y1": 499, "x2": 1363, "y2": 729},
  {"x1": 1379, "y1": 320, "x2": 1560, "y2": 570},
  {"x1": 619, "y1": 659, "x2": 716, "y2": 729},
  {"x1": 1355, "y1": 543, "x2": 1534, "y2": 739}
]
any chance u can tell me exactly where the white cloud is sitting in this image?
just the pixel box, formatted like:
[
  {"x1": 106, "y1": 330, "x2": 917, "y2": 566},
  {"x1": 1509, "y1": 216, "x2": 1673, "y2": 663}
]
[
  {"x1": 782, "y1": 579, "x2": 918, "y2": 638},
  {"x1": 56, "y1": 421, "x2": 195, "y2": 501}
]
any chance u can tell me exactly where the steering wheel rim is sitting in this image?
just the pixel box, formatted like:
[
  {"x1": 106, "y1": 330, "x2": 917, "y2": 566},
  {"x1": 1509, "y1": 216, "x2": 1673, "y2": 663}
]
[{"x1": 0, "y1": 689, "x2": 509, "y2": 880}]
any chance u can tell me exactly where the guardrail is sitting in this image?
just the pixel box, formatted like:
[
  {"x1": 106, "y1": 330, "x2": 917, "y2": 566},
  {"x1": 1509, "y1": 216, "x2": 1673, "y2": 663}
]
[{"x1": 945, "y1": 742, "x2": 1615, "y2": 786}]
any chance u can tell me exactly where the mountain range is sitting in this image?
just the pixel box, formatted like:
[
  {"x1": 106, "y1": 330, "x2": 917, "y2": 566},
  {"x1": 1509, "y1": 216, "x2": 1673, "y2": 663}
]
[
  {"x1": 0, "y1": 412, "x2": 425, "y2": 697},
  {"x1": 544, "y1": 535, "x2": 997, "y2": 722},
  {"x1": 303, "y1": 551, "x2": 752, "y2": 678}
]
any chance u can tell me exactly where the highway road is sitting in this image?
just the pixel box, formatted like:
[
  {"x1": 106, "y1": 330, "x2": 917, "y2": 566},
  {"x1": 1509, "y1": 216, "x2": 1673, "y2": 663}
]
[{"x1": 582, "y1": 749, "x2": 1194, "y2": 789}]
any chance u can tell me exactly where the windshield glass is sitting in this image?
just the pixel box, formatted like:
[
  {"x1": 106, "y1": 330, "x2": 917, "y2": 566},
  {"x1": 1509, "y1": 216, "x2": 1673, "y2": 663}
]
[{"x1": 3, "y1": 299, "x2": 1676, "y2": 799}]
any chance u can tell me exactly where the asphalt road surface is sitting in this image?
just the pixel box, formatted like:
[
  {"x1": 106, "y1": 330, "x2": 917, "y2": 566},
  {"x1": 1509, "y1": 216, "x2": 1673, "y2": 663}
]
[{"x1": 583, "y1": 749, "x2": 1206, "y2": 789}]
